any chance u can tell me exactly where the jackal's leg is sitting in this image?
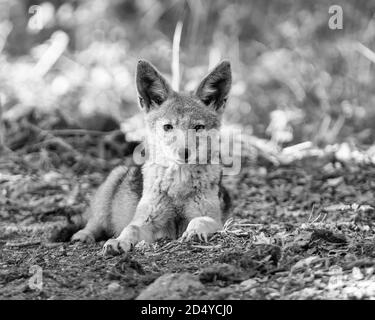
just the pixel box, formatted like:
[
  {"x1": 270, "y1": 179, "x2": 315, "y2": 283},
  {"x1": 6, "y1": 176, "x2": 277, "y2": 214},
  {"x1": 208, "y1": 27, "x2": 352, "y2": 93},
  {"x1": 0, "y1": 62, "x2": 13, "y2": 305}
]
[
  {"x1": 71, "y1": 216, "x2": 102, "y2": 243},
  {"x1": 102, "y1": 194, "x2": 174, "y2": 255},
  {"x1": 72, "y1": 166, "x2": 142, "y2": 243},
  {"x1": 180, "y1": 192, "x2": 223, "y2": 242}
]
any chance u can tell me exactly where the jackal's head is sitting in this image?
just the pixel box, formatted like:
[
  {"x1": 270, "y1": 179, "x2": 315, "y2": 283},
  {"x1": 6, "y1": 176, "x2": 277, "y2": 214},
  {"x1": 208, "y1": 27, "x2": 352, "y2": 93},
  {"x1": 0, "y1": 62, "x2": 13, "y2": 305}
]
[{"x1": 135, "y1": 60, "x2": 231, "y2": 165}]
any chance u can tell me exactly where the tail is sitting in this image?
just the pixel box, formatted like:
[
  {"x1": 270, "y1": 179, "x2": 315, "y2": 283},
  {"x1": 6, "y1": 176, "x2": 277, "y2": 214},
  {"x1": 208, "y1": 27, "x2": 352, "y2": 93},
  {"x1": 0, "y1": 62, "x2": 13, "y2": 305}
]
[
  {"x1": 48, "y1": 209, "x2": 87, "y2": 242},
  {"x1": 219, "y1": 172, "x2": 232, "y2": 222},
  {"x1": 219, "y1": 184, "x2": 231, "y2": 222}
]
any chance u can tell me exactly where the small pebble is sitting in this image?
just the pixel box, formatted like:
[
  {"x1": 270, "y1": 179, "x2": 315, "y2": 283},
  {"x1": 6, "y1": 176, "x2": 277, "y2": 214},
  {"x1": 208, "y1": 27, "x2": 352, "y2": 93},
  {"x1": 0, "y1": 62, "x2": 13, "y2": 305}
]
[{"x1": 107, "y1": 282, "x2": 122, "y2": 293}]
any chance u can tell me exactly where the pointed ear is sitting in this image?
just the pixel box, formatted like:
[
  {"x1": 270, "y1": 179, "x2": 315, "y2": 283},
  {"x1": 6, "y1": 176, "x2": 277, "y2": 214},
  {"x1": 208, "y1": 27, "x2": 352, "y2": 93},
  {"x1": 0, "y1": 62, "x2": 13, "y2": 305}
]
[
  {"x1": 136, "y1": 60, "x2": 172, "y2": 112},
  {"x1": 195, "y1": 61, "x2": 232, "y2": 111}
]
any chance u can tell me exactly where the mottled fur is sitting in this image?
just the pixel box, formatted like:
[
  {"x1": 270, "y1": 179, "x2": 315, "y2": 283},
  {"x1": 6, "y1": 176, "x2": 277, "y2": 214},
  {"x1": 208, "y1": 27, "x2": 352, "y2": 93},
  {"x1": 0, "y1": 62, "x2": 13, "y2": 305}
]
[{"x1": 72, "y1": 60, "x2": 232, "y2": 255}]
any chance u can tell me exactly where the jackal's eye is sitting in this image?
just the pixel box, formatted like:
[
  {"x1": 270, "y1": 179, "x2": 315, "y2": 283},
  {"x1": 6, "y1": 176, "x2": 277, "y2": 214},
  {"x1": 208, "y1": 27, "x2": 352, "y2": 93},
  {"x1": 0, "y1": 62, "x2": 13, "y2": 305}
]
[
  {"x1": 163, "y1": 124, "x2": 173, "y2": 132},
  {"x1": 194, "y1": 124, "x2": 205, "y2": 132}
]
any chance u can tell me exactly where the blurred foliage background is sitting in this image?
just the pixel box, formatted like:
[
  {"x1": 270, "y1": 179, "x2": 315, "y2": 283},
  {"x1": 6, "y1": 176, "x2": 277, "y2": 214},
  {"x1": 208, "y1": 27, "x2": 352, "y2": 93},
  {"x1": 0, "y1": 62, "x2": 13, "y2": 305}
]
[{"x1": 1, "y1": 0, "x2": 375, "y2": 163}]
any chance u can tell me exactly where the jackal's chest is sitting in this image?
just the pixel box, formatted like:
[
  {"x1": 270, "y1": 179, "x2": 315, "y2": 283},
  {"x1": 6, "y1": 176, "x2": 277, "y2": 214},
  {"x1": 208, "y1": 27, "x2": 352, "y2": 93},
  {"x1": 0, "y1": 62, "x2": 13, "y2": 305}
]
[
  {"x1": 143, "y1": 163, "x2": 220, "y2": 200},
  {"x1": 162, "y1": 166, "x2": 197, "y2": 198}
]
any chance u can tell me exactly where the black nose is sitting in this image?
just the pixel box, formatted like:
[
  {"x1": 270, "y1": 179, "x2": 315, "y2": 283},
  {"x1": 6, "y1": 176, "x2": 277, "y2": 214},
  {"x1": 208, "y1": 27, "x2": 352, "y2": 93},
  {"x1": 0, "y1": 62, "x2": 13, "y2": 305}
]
[{"x1": 178, "y1": 148, "x2": 190, "y2": 162}]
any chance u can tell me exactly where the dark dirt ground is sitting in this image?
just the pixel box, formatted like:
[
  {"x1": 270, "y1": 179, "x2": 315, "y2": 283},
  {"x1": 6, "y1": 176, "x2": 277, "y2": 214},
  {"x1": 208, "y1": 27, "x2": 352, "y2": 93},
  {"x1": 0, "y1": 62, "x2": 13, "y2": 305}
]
[{"x1": 1, "y1": 139, "x2": 375, "y2": 300}]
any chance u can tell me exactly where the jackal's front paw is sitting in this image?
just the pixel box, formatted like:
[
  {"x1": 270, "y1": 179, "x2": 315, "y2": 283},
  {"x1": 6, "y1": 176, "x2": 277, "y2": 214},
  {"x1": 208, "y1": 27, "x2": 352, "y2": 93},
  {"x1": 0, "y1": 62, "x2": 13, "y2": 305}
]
[
  {"x1": 102, "y1": 238, "x2": 132, "y2": 256},
  {"x1": 180, "y1": 216, "x2": 221, "y2": 242},
  {"x1": 71, "y1": 230, "x2": 95, "y2": 243}
]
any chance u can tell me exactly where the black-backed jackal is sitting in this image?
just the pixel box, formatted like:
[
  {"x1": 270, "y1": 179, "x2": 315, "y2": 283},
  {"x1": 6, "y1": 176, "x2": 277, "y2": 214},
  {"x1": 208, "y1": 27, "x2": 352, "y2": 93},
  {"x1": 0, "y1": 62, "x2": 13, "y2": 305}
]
[{"x1": 72, "y1": 60, "x2": 232, "y2": 255}]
